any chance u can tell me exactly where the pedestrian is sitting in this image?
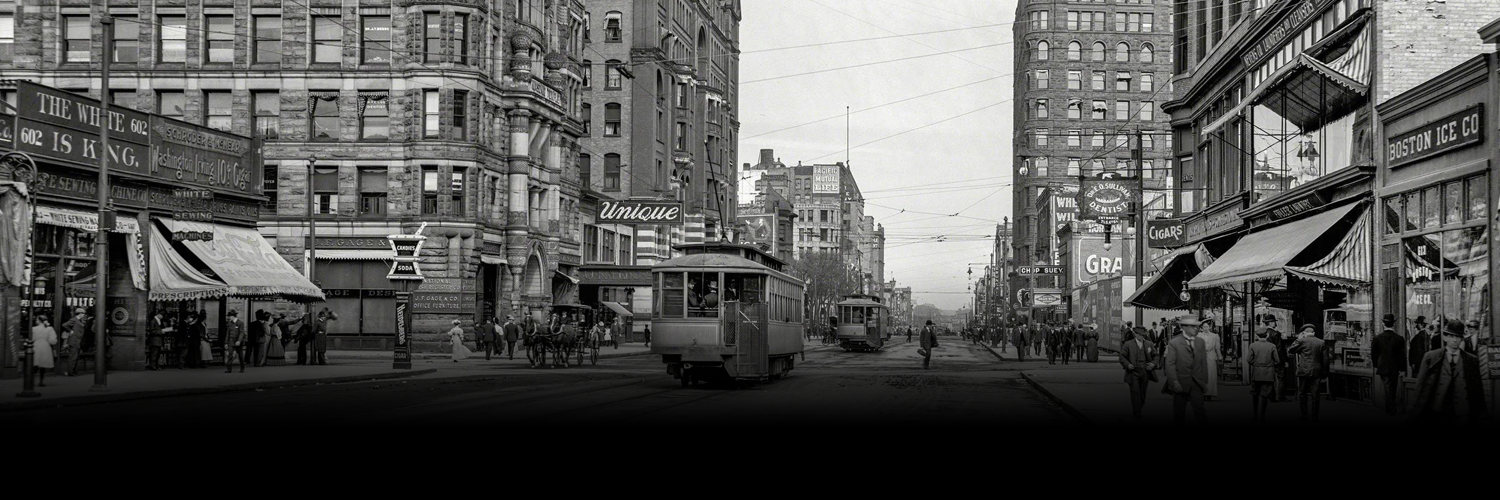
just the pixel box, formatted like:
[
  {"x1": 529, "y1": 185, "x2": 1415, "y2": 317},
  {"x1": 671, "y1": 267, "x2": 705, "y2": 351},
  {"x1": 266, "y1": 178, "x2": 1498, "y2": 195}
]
[
  {"x1": 1288, "y1": 324, "x2": 1327, "y2": 423},
  {"x1": 1255, "y1": 315, "x2": 1287, "y2": 402},
  {"x1": 294, "y1": 315, "x2": 314, "y2": 365},
  {"x1": 1163, "y1": 315, "x2": 1209, "y2": 425},
  {"x1": 1012, "y1": 321, "x2": 1028, "y2": 362},
  {"x1": 1073, "y1": 322, "x2": 1086, "y2": 362},
  {"x1": 1370, "y1": 314, "x2": 1407, "y2": 416},
  {"x1": 905, "y1": 326, "x2": 913, "y2": 343},
  {"x1": 247, "y1": 309, "x2": 265, "y2": 367},
  {"x1": 919, "y1": 320, "x2": 938, "y2": 370},
  {"x1": 502, "y1": 315, "x2": 521, "y2": 359},
  {"x1": 481, "y1": 317, "x2": 497, "y2": 361},
  {"x1": 223, "y1": 309, "x2": 246, "y2": 373},
  {"x1": 644, "y1": 324, "x2": 652, "y2": 347},
  {"x1": 1246, "y1": 327, "x2": 1280, "y2": 424},
  {"x1": 60, "y1": 308, "x2": 87, "y2": 376},
  {"x1": 146, "y1": 311, "x2": 165, "y2": 370},
  {"x1": 448, "y1": 320, "x2": 472, "y2": 362},
  {"x1": 29, "y1": 317, "x2": 57, "y2": 387},
  {"x1": 1085, "y1": 323, "x2": 1100, "y2": 362},
  {"x1": 1120, "y1": 326, "x2": 1156, "y2": 419},
  {"x1": 1200, "y1": 316, "x2": 1222, "y2": 400},
  {"x1": 263, "y1": 311, "x2": 286, "y2": 366},
  {"x1": 172, "y1": 314, "x2": 190, "y2": 369},
  {"x1": 1045, "y1": 323, "x2": 1059, "y2": 365},
  {"x1": 183, "y1": 314, "x2": 205, "y2": 368},
  {"x1": 1462, "y1": 319, "x2": 1480, "y2": 355},
  {"x1": 314, "y1": 308, "x2": 335, "y2": 365},
  {"x1": 1408, "y1": 316, "x2": 1431, "y2": 376},
  {"x1": 1409, "y1": 319, "x2": 1489, "y2": 425},
  {"x1": 1031, "y1": 321, "x2": 1044, "y2": 356},
  {"x1": 600, "y1": 320, "x2": 613, "y2": 350}
]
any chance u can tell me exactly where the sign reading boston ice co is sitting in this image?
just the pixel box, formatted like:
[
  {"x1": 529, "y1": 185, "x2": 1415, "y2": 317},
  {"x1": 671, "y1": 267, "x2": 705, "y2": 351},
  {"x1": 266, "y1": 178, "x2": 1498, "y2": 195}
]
[
  {"x1": 1387, "y1": 104, "x2": 1484, "y2": 169},
  {"x1": 597, "y1": 200, "x2": 683, "y2": 225}
]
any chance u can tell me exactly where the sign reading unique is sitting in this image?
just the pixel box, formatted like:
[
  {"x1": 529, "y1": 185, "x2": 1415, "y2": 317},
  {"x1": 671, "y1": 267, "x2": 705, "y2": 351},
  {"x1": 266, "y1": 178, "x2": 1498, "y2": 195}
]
[
  {"x1": 1078, "y1": 175, "x2": 1137, "y2": 224},
  {"x1": 1016, "y1": 265, "x2": 1065, "y2": 276},
  {"x1": 597, "y1": 200, "x2": 683, "y2": 225},
  {"x1": 1147, "y1": 218, "x2": 1185, "y2": 249},
  {"x1": 1387, "y1": 104, "x2": 1484, "y2": 169}
]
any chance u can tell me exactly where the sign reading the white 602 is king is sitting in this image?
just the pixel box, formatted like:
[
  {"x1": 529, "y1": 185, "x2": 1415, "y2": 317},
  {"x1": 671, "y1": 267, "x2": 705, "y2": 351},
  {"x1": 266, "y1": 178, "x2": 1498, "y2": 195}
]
[
  {"x1": 1078, "y1": 174, "x2": 1138, "y2": 223},
  {"x1": 597, "y1": 200, "x2": 683, "y2": 225}
]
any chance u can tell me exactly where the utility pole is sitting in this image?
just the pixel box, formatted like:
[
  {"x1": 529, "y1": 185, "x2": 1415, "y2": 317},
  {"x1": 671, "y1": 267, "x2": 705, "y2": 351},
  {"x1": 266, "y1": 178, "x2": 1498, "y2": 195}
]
[
  {"x1": 306, "y1": 156, "x2": 318, "y2": 323},
  {"x1": 1133, "y1": 128, "x2": 1146, "y2": 329},
  {"x1": 91, "y1": 17, "x2": 115, "y2": 391}
]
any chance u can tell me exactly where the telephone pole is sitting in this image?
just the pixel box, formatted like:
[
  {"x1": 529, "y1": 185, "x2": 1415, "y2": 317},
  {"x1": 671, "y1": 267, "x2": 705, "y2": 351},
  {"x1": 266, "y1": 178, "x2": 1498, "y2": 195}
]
[{"x1": 1133, "y1": 128, "x2": 1146, "y2": 328}]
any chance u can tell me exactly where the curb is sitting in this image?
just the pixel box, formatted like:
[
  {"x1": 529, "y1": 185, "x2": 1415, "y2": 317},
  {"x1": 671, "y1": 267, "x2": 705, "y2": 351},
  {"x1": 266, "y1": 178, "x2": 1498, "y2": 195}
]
[
  {"x1": 1, "y1": 368, "x2": 438, "y2": 412},
  {"x1": 1019, "y1": 371, "x2": 1094, "y2": 425}
]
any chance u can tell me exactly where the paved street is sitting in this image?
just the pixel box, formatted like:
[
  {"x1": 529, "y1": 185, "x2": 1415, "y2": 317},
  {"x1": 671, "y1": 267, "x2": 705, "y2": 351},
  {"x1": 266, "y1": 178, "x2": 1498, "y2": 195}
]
[{"x1": 0, "y1": 336, "x2": 1070, "y2": 426}]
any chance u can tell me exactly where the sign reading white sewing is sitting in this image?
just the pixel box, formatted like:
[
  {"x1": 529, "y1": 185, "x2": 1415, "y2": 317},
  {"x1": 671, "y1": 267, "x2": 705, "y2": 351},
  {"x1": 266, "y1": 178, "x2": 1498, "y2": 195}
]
[
  {"x1": 597, "y1": 200, "x2": 683, "y2": 225},
  {"x1": 1147, "y1": 218, "x2": 1185, "y2": 248},
  {"x1": 1078, "y1": 175, "x2": 1137, "y2": 223},
  {"x1": 1386, "y1": 104, "x2": 1484, "y2": 169}
]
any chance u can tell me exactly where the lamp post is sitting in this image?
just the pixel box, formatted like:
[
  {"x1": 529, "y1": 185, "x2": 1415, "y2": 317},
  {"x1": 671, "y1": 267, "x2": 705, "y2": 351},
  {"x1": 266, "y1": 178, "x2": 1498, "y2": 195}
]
[
  {"x1": 306, "y1": 156, "x2": 318, "y2": 322},
  {"x1": 91, "y1": 17, "x2": 115, "y2": 392},
  {"x1": 388, "y1": 223, "x2": 428, "y2": 370},
  {"x1": 5, "y1": 152, "x2": 41, "y2": 398}
]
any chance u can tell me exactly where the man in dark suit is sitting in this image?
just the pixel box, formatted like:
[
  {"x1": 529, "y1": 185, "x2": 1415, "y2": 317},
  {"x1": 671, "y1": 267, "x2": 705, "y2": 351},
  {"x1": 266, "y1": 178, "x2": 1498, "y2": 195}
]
[
  {"x1": 1046, "y1": 323, "x2": 1060, "y2": 364},
  {"x1": 1012, "y1": 321, "x2": 1028, "y2": 362},
  {"x1": 1410, "y1": 320, "x2": 1489, "y2": 425},
  {"x1": 1369, "y1": 314, "x2": 1407, "y2": 416},
  {"x1": 1408, "y1": 316, "x2": 1431, "y2": 375},
  {"x1": 1120, "y1": 326, "x2": 1156, "y2": 419},
  {"x1": 1164, "y1": 315, "x2": 1209, "y2": 425},
  {"x1": 1073, "y1": 323, "x2": 1087, "y2": 363},
  {"x1": 1288, "y1": 324, "x2": 1327, "y2": 422},
  {"x1": 1059, "y1": 322, "x2": 1074, "y2": 364}
]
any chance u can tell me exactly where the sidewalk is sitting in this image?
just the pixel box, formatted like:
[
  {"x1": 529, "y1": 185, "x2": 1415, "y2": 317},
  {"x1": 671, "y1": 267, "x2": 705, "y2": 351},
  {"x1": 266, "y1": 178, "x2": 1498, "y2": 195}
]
[
  {"x1": 327, "y1": 341, "x2": 655, "y2": 362},
  {"x1": 980, "y1": 340, "x2": 1119, "y2": 367}
]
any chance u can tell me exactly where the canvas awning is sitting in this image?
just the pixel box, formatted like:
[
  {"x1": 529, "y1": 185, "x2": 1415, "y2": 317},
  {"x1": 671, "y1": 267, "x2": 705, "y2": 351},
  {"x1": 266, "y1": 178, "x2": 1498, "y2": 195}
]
[
  {"x1": 602, "y1": 301, "x2": 633, "y2": 317},
  {"x1": 1126, "y1": 244, "x2": 1203, "y2": 310},
  {"x1": 1251, "y1": 23, "x2": 1370, "y2": 132},
  {"x1": 313, "y1": 250, "x2": 390, "y2": 260},
  {"x1": 1189, "y1": 202, "x2": 1363, "y2": 289},
  {"x1": 554, "y1": 269, "x2": 579, "y2": 284},
  {"x1": 157, "y1": 219, "x2": 326, "y2": 301},
  {"x1": 149, "y1": 225, "x2": 231, "y2": 301},
  {"x1": 1285, "y1": 209, "x2": 1371, "y2": 288}
]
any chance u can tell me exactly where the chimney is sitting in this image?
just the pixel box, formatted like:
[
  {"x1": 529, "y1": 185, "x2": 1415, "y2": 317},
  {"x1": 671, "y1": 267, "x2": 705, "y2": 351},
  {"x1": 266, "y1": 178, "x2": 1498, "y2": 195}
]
[
  {"x1": 759, "y1": 149, "x2": 774, "y2": 165},
  {"x1": 742, "y1": 162, "x2": 750, "y2": 170}
]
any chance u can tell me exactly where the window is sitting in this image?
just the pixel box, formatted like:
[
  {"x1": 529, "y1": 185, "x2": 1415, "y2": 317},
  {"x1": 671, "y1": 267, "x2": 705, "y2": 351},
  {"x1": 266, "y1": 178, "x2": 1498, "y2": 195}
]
[
  {"x1": 205, "y1": 15, "x2": 234, "y2": 63},
  {"x1": 1067, "y1": 41, "x2": 1081, "y2": 61},
  {"x1": 582, "y1": 60, "x2": 592, "y2": 86},
  {"x1": 253, "y1": 92, "x2": 279, "y2": 139},
  {"x1": 580, "y1": 103, "x2": 591, "y2": 135},
  {"x1": 676, "y1": 82, "x2": 688, "y2": 107},
  {"x1": 422, "y1": 166, "x2": 439, "y2": 214},
  {"x1": 1036, "y1": 69, "x2": 1049, "y2": 89},
  {"x1": 359, "y1": 167, "x2": 388, "y2": 215},
  {"x1": 606, "y1": 60, "x2": 623, "y2": 89},
  {"x1": 311, "y1": 93, "x2": 340, "y2": 140},
  {"x1": 1092, "y1": 129, "x2": 1106, "y2": 147},
  {"x1": 1079, "y1": 11, "x2": 1091, "y2": 30},
  {"x1": 1116, "y1": 71, "x2": 1131, "y2": 91},
  {"x1": 1091, "y1": 41, "x2": 1105, "y2": 61},
  {"x1": 1035, "y1": 129, "x2": 1048, "y2": 146},
  {"x1": 605, "y1": 12, "x2": 622, "y2": 42},
  {"x1": 619, "y1": 235, "x2": 632, "y2": 266},
  {"x1": 1067, "y1": 100, "x2": 1082, "y2": 119},
  {"x1": 450, "y1": 168, "x2": 466, "y2": 215},
  {"x1": 1032, "y1": 157, "x2": 1049, "y2": 176},
  {"x1": 423, "y1": 90, "x2": 440, "y2": 138},
  {"x1": 675, "y1": 122, "x2": 687, "y2": 150},
  {"x1": 1067, "y1": 11, "x2": 1079, "y2": 30},
  {"x1": 660, "y1": 272, "x2": 685, "y2": 318},
  {"x1": 0, "y1": 14, "x2": 13, "y2": 63},
  {"x1": 1094, "y1": 12, "x2": 1105, "y2": 30},
  {"x1": 579, "y1": 153, "x2": 592, "y2": 189},
  {"x1": 1091, "y1": 71, "x2": 1105, "y2": 90},
  {"x1": 262, "y1": 165, "x2": 278, "y2": 211},
  {"x1": 1142, "y1": 159, "x2": 1155, "y2": 179},
  {"x1": 1115, "y1": 12, "x2": 1126, "y2": 31},
  {"x1": 1143, "y1": 134, "x2": 1154, "y2": 149},
  {"x1": 1067, "y1": 129, "x2": 1081, "y2": 148},
  {"x1": 113, "y1": 16, "x2": 139, "y2": 63},
  {"x1": 1030, "y1": 10, "x2": 1049, "y2": 29},
  {"x1": 64, "y1": 16, "x2": 89, "y2": 63},
  {"x1": 253, "y1": 15, "x2": 281, "y2": 64},
  {"x1": 1141, "y1": 102, "x2": 1154, "y2": 121},
  {"x1": 204, "y1": 91, "x2": 232, "y2": 131},
  {"x1": 1116, "y1": 101, "x2": 1129, "y2": 120},
  {"x1": 421, "y1": 13, "x2": 441, "y2": 63},
  {"x1": 359, "y1": 93, "x2": 389, "y2": 140},
  {"x1": 1035, "y1": 99, "x2": 1048, "y2": 119},
  {"x1": 603, "y1": 154, "x2": 621, "y2": 191},
  {"x1": 1128, "y1": 13, "x2": 1141, "y2": 32},
  {"x1": 109, "y1": 90, "x2": 133, "y2": 108},
  {"x1": 1036, "y1": 40, "x2": 1049, "y2": 60},
  {"x1": 1468, "y1": 175, "x2": 1488, "y2": 221},
  {"x1": 600, "y1": 228, "x2": 616, "y2": 263},
  {"x1": 455, "y1": 14, "x2": 469, "y2": 65},
  {"x1": 1140, "y1": 44, "x2": 1153, "y2": 63},
  {"x1": 604, "y1": 103, "x2": 621, "y2": 136},
  {"x1": 157, "y1": 91, "x2": 185, "y2": 120},
  {"x1": 1141, "y1": 73, "x2": 1154, "y2": 92},
  {"x1": 312, "y1": 166, "x2": 338, "y2": 215},
  {"x1": 1142, "y1": 13, "x2": 1154, "y2": 32},
  {"x1": 451, "y1": 90, "x2": 468, "y2": 140},
  {"x1": 1116, "y1": 134, "x2": 1129, "y2": 147},
  {"x1": 1067, "y1": 158, "x2": 1081, "y2": 176},
  {"x1": 1067, "y1": 70, "x2": 1081, "y2": 90},
  {"x1": 1091, "y1": 100, "x2": 1106, "y2": 120},
  {"x1": 361, "y1": 16, "x2": 391, "y2": 64},
  {"x1": 159, "y1": 16, "x2": 186, "y2": 63},
  {"x1": 1115, "y1": 42, "x2": 1129, "y2": 62},
  {"x1": 313, "y1": 15, "x2": 342, "y2": 64}
]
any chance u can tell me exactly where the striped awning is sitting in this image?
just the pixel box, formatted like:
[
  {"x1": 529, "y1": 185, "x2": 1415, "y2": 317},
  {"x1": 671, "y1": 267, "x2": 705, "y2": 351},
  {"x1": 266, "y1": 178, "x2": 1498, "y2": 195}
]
[
  {"x1": 1190, "y1": 202, "x2": 1363, "y2": 289},
  {"x1": 1286, "y1": 208, "x2": 1371, "y2": 288}
]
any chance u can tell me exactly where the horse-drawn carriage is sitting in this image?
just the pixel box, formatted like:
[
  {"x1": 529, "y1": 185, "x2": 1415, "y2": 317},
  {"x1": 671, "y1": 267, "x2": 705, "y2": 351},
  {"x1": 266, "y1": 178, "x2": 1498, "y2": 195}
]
[{"x1": 522, "y1": 305, "x2": 602, "y2": 368}]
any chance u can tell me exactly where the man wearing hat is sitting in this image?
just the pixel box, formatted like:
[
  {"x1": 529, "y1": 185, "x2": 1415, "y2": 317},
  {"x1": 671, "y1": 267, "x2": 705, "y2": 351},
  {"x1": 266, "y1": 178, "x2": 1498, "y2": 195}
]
[
  {"x1": 223, "y1": 309, "x2": 247, "y2": 373},
  {"x1": 919, "y1": 320, "x2": 939, "y2": 369},
  {"x1": 1246, "y1": 325, "x2": 1280, "y2": 423},
  {"x1": 1119, "y1": 326, "x2": 1156, "y2": 419},
  {"x1": 1410, "y1": 319, "x2": 1489, "y2": 424},
  {"x1": 1164, "y1": 315, "x2": 1209, "y2": 424},
  {"x1": 1408, "y1": 316, "x2": 1432, "y2": 375},
  {"x1": 503, "y1": 315, "x2": 522, "y2": 360},
  {"x1": 1288, "y1": 324, "x2": 1327, "y2": 422},
  {"x1": 1370, "y1": 314, "x2": 1407, "y2": 415},
  {"x1": 1199, "y1": 314, "x2": 1222, "y2": 400}
]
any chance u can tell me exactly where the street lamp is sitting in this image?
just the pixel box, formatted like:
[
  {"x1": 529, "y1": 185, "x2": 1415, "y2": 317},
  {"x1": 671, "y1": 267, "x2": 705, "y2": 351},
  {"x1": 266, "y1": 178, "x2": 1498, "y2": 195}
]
[{"x1": 5, "y1": 152, "x2": 41, "y2": 398}]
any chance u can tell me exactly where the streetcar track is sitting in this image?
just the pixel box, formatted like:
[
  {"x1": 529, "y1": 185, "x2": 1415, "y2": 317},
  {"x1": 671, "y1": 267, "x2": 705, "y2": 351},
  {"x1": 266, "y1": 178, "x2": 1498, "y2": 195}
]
[{"x1": 305, "y1": 373, "x2": 655, "y2": 423}]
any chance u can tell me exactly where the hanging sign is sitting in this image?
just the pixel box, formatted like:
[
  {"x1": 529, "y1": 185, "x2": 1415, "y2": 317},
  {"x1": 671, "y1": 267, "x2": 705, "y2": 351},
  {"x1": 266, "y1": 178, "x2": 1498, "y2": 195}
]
[
  {"x1": 1386, "y1": 104, "x2": 1484, "y2": 169},
  {"x1": 1147, "y1": 218, "x2": 1185, "y2": 248},
  {"x1": 1032, "y1": 289, "x2": 1063, "y2": 308},
  {"x1": 1016, "y1": 265, "x2": 1065, "y2": 276},
  {"x1": 1078, "y1": 174, "x2": 1137, "y2": 224},
  {"x1": 597, "y1": 200, "x2": 683, "y2": 225}
]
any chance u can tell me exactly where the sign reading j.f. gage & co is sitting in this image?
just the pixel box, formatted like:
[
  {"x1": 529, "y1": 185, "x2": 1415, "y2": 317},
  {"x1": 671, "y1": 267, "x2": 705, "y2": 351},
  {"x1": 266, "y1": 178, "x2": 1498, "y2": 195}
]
[
  {"x1": 597, "y1": 200, "x2": 683, "y2": 225},
  {"x1": 1387, "y1": 104, "x2": 1484, "y2": 169}
]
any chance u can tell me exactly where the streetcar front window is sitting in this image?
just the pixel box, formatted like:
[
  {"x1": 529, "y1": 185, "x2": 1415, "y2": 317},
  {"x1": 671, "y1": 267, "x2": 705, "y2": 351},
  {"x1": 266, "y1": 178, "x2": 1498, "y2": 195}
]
[
  {"x1": 660, "y1": 272, "x2": 685, "y2": 318},
  {"x1": 852, "y1": 307, "x2": 865, "y2": 325},
  {"x1": 687, "y1": 271, "x2": 719, "y2": 318}
]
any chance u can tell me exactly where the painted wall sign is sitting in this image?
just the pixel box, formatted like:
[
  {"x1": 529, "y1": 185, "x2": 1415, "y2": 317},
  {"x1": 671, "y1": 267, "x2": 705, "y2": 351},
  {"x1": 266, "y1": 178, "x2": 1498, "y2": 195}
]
[
  {"x1": 34, "y1": 167, "x2": 261, "y2": 222},
  {"x1": 1147, "y1": 218, "x2": 1186, "y2": 248},
  {"x1": 411, "y1": 292, "x2": 478, "y2": 314},
  {"x1": 577, "y1": 267, "x2": 653, "y2": 286},
  {"x1": 150, "y1": 117, "x2": 259, "y2": 195},
  {"x1": 597, "y1": 200, "x2": 683, "y2": 225},
  {"x1": 316, "y1": 237, "x2": 392, "y2": 250},
  {"x1": 1268, "y1": 192, "x2": 1327, "y2": 221},
  {"x1": 1032, "y1": 289, "x2": 1063, "y2": 307},
  {"x1": 17, "y1": 81, "x2": 151, "y2": 145},
  {"x1": 1386, "y1": 103, "x2": 1484, "y2": 169},
  {"x1": 14, "y1": 117, "x2": 149, "y2": 172},
  {"x1": 1069, "y1": 237, "x2": 1138, "y2": 288},
  {"x1": 1184, "y1": 203, "x2": 1244, "y2": 242},
  {"x1": 1241, "y1": 0, "x2": 1322, "y2": 68}
]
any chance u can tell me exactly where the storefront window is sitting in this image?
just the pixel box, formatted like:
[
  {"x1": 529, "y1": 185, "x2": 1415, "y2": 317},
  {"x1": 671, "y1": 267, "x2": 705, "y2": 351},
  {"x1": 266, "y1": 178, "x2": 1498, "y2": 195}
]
[
  {"x1": 1422, "y1": 186, "x2": 1440, "y2": 229},
  {"x1": 1466, "y1": 175, "x2": 1487, "y2": 221},
  {"x1": 1383, "y1": 196, "x2": 1400, "y2": 235},
  {"x1": 1403, "y1": 192, "x2": 1420, "y2": 232},
  {"x1": 1444, "y1": 182, "x2": 1463, "y2": 225},
  {"x1": 1404, "y1": 233, "x2": 1442, "y2": 331},
  {"x1": 36, "y1": 225, "x2": 96, "y2": 258},
  {"x1": 1404, "y1": 227, "x2": 1490, "y2": 338}
]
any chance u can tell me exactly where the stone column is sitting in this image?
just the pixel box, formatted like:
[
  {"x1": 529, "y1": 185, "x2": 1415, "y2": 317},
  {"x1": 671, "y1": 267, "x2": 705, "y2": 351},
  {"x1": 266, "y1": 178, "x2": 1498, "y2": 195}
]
[{"x1": 506, "y1": 108, "x2": 533, "y2": 316}]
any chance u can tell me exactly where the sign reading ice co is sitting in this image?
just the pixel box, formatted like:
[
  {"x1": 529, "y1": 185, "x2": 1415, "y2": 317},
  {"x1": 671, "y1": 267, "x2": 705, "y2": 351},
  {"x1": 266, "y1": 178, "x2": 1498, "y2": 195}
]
[
  {"x1": 597, "y1": 200, "x2": 683, "y2": 225},
  {"x1": 1387, "y1": 104, "x2": 1484, "y2": 169}
]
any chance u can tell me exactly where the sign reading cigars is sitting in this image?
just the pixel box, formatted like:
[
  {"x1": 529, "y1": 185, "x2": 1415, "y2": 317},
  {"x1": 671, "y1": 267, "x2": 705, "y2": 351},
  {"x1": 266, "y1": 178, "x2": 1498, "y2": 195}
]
[
  {"x1": 1386, "y1": 104, "x2": 1483, "y2": 169},
  {"x1": 1147, "y1": 218, "x2": 1185, "y2": 249},
  {"x1": 597, "y1": 200, "x2": 683, "y2": 225}
]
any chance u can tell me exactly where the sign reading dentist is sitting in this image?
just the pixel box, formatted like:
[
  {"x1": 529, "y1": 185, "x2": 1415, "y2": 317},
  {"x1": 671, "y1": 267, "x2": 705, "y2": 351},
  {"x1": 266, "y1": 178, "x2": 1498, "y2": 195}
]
[{"x1": 597, "y1": 200, "x2": 684, "y2": 225}]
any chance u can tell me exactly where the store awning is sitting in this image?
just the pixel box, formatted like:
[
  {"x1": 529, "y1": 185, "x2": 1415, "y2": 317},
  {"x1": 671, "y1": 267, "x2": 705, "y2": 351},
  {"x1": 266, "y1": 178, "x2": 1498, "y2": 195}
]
[
  {"x1": 313, "y1": 250, "x2": 391, "y2": 261},
  {"x1": 602, "y1": 301, "x2": 633, "y2": 317},
  {"x1": 157, "y1": 219, "x2": 326, "y2": 302},
  {"x1": 554, "y1": 270, "x2": 579, "y2": 284},
  {"x1": 149, "y1": 225, "x2": 231, "y2": 301},
  {"x1": 1251, "y1": 23, "x2": 1370, "y2": 132},
  {"x1": 1286, "y1": 209, "x2": 1371, "y2": 288},
  {"x1": 1189, "y1": 202, "x2": 1363, "y2": 289},
  {"x1": 1126, "y1": 245, "x2": 1203, "y2": 310}
]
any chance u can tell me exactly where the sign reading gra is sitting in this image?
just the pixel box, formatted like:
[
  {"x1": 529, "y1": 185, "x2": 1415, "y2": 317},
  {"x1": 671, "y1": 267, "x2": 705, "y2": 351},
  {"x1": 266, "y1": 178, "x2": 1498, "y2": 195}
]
[
  {"x1": 1078, "y1": 174, "x2": 1137, "y2": 224},
  {"x1": 597, "y1": 200, "x2": 683, "y2": 225},
  {"x1": 1387, "y1": 104, "x2": 1484, "y2": 169},
  {"x1": 1016, "y1": 265, "x2": 1064, "y2": 276},
  {"x1": 1147, "y1": 218, "x2": 1185, "y2": 248}
]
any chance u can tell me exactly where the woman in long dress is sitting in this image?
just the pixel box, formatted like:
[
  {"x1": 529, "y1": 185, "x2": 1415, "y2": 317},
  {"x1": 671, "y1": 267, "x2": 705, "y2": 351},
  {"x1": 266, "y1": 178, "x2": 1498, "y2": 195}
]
[
  {"x1": 1202, "y1": 319, "x2": 1222, "y2": 399},
  {"x1": 449, "y1": 320, "x2": 473, "y2": 361},
  {"x1": 263, "y1": 313, "x2": 287, "y2": 366},
  {"x1": 31, "y1": 317, "x2": 58, "y2": 386}
]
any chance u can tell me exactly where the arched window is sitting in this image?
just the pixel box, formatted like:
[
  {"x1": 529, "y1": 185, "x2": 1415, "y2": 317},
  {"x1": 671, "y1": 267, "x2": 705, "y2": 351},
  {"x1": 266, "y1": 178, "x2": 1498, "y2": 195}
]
[
  {"x1": 606, "y1": 59, "x2": 622, "y2": 89},
  {"x1": 1036, "y1": 40, "x2": 1049, "y2": 61},
  {"x1": 1067, "y1": 41, "x2": 1081, "y2": 61},
  {"x1": 1091, "y1": 41, "x2": 1105, "y2": 62},
  {"x1": 604, "y1": 12, "x2": 622, "y2": 42},
  {"x1": 604, "y1": 103, "x2": 621, "y2": 136},
  {"x1": 696, "y1": 27, "x2": 709, "y2": 76},
  {"x1": 1116, "y1": 42, "x2": 1129, "y2": 62},
  {"x1": 1141, "y1": 44, "x2": 1154, "y2": 63},
  {"x1": 603, "y1": 153, "x2": 621, "y2": 191}
]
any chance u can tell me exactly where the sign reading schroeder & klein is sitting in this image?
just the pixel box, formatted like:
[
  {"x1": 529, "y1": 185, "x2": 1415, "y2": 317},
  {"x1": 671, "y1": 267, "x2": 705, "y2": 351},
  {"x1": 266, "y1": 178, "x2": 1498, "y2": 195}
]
[{"x1": 597, "y1": 200, "x2": 683, "y2": 225}]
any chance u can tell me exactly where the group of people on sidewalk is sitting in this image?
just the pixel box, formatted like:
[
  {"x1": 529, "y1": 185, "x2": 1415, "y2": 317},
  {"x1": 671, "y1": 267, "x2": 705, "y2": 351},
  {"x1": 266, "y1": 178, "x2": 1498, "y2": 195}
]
[
  {"x1": 1118, "y1": 313, "x2": 1488, "y2": 426},
  {"x1": 24, "y1": 308, "x2": 109, "y2": 385},
  {"x1": 993, "y1": 319, "x2": 1101, "y2": 364},
  {"x1": 450, "y1": 314, "x2": 645, "y2": 364}
]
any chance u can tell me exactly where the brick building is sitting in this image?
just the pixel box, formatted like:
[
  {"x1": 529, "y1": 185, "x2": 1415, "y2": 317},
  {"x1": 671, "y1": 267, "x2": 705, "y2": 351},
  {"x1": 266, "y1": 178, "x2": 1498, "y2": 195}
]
[
  {"x1": 1010, "y1": 0, "x2": 1177, "y2": 320},
  {"x1": 0, "y1": 0, "x2": 592, "y2": 347}
]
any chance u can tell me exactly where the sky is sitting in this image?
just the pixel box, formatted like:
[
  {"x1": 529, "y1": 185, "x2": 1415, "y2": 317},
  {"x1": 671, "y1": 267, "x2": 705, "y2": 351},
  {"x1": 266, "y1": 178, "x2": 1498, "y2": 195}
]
[{"x1": 737, "y1": 0, "x2": 1019, "y2": 310}]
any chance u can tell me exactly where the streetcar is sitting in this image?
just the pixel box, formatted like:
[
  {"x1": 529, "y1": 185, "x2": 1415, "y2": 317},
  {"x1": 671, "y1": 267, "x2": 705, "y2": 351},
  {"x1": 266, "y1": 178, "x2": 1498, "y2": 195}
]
[
  {"x1": 835, "y1": 294, "x2": 890, "y2": 352},
  {"x1": 651, "y1": 242, "x2": 805, "y2": 386}
]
